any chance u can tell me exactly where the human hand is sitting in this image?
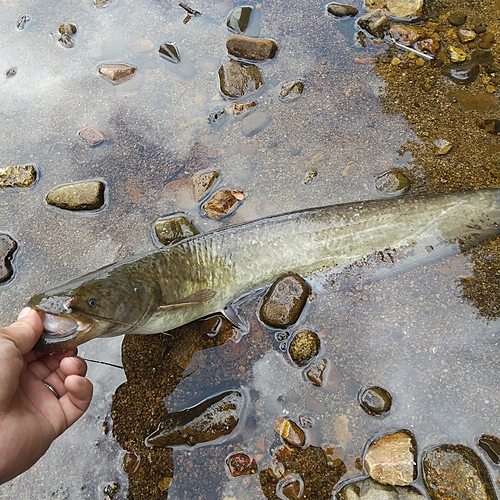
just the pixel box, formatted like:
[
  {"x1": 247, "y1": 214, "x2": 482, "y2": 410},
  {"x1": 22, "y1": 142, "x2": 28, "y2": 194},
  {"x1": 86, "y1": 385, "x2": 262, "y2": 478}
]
[{"x1": 0, "y1": 307, "x2": 93, "y2": 484}]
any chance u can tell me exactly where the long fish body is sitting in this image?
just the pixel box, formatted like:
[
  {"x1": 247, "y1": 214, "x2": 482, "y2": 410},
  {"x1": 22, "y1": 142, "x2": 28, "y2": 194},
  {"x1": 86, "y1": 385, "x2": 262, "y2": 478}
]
[{"x1": 29, "y1": 189, "x2": 500, "y2": 352}]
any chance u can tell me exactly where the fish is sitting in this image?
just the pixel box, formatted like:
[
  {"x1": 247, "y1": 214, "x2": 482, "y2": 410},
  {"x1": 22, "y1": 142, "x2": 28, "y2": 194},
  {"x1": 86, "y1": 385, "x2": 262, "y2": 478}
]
[{"x1": 28, "y1": 188, "x2": 500, "y2": 352}]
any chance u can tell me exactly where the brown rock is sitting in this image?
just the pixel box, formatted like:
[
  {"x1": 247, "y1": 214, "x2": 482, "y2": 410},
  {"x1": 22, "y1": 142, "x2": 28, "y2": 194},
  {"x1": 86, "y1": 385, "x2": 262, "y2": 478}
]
[
  {"x1": 415, "y1": 38, "x2": 440, "y2": 57},
  {"x1": 479, "y1": 32, "x2": 495, "y2": 49},
  {"x1": 192, "y1": 171, "x2": 219, "y2": 202},
  {"x1": 225, "y1": 101, "x2": 257, "y2": 117},
  {"x1": 154, "y1": 216, "x2": 198, "y2": 245},
  {"x1": 218, "y1": 60, "x2": 263, "y2": 99},
  {"x1": 288, "y1": 330, "x2": 321, "y2": 367},
  {"x1": 259, "y1": 273, "x2": 309, "y2": 328},
  {"x1": 78, "y1": 125, "x2": 109, "y2": 146},
  {"x1": 357, "y1": 10, "x2": 390, "y2": 39},
  {"x1": 203, "y1": 189, "x2": 244, "y2": 219},
  {"x1": 274, "y1": 417, "x2": 306, "y2": 447},
  {"x1": 327, "y1": 4, "x2": 358, "y2": 18},
  {"x1": 389, "y1": 24, "x2": 426, "y2": 46},
  {"x1": 226, "y1": 34, "x2": 278, "y2": 61},
  {"x1": 385, "y1": 0, "x2": 423, "y2": 18},
  {"x1": 278, "y1": 81, "x2": 304, "y2": 102},
  {"x1": 305, "y1": 358, "x2": 328, "y2": 386},
  {"x1": 45, "y1": 180, "x2": 106, "y2": 211},
  {"x1": 225, "y1": 452, "x2": 258, "y2": 477},
  {"x1": 422, "y1": 444, "x2": 497, "y2": 500},
  {"x1": 98, "y1": 63, "x2": 137, "y2": 84},
  {"x1": 0, "y1": 234, "x2": 17, "y2": 283},
  {"x1": 364, "y1": 430, "x2": 417, "y2": 486},
  {"x1": 0, "y1": 164, "x2": 36, "y2": 188}
]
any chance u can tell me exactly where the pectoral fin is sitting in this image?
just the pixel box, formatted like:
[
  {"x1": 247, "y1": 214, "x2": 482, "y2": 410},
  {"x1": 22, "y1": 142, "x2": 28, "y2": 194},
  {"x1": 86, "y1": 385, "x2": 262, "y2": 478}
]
[{"x1": 159, "y1": 289, "x2": 217, "y2": 310}]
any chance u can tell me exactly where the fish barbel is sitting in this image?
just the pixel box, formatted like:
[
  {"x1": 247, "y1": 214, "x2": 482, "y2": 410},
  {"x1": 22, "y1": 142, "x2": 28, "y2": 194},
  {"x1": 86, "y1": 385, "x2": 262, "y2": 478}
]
[{"x1": 29, "y1": 189, "x2": 500, "y2": 352}]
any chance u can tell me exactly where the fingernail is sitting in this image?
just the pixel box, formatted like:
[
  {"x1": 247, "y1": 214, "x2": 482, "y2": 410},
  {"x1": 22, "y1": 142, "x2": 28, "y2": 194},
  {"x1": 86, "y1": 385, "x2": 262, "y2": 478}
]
[{"x1": 17, "y1": 307, "x2": 32, "y2": 320}]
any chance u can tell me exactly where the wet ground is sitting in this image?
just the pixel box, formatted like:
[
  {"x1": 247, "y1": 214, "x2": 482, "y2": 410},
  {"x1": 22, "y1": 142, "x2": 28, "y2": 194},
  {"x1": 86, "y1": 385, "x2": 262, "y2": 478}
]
[{"x1": 0, "y1": 0, "x2": 499, "y2": 498}]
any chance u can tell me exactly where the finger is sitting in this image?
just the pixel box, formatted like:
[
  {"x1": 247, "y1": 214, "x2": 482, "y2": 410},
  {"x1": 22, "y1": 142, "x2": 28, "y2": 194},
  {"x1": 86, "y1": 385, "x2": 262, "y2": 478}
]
[
  {"x1": 0, "y1": 338, "x2": 24, "y2": 410},
  {"x1": 58, "y1": 375, "x2": 93, "y2": 431},
  {"x1": 27, "y1": 350, "x2": 79, "y2": 381},
  {"x1": 0, "y1": 308, "x2": 43, "y2": 355},
  {"x1": 25, "y1": 347, "x2": 77, "y2": 365}
]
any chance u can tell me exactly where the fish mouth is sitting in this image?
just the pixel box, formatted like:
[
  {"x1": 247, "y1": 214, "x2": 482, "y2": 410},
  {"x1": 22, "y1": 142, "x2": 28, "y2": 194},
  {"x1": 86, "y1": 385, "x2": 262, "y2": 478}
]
[{"x1": 34, "y1": 310, "x2": 94, "y2": 352}]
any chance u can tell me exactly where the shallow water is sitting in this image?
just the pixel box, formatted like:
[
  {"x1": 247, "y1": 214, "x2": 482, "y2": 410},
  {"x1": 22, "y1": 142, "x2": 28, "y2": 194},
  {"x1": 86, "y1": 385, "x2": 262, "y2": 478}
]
[{"x1": 0, "y1": 0, "x2": 499, "y2": 498}]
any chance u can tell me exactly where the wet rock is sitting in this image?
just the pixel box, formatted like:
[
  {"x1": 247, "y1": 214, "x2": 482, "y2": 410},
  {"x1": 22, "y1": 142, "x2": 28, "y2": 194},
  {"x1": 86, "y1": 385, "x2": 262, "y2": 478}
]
[
  {"x1": 203, "y1": 189, "x2": 244, "y2": 220},
  {"x1": 0, "y1": 234, "x2": 17, "y2": 283},
  {"x1": 259, "y1": 273, "x2": 309, "y2": 328},
  {"x1": 481, "y1": 119, "x2": 500, "y2": 135},
  {"x1": 364, "y1": 430, "x2": 417, "y2": 486},
  {"x1": 305, "y1": 358, "x2": 328, "y2": 387},
  {"x1": 207, "y1": 109, "x2": 226, "y2": 126},
  {"x1": 434, "y1": 139, "x2": 453, "y2": 155},
  {"x1": 226, "y1": 6, "x2": 254, "y2": 34},
  {"x1": 389, "y1": 24, "x2": 426, "y2": 46},
  {"x1": 218, "y1": 59, "x2": 263, "y2": 99},
  {"x1": 103, "y1": 482, "x2": 120, "y2": 498},
  {"x1": 94, "y1": 0, "x2": 114, "y2": 8},
  {"x1": 385, "y1": 0, "x2": 423, "y2": 19},
  {"x1": 145, "y1": 389, "x2": 247, "y2": 448},
  {"x1": 0, "y1": 164, "x2": 36, "y2": 188},
  {"x1": 289, "y1": 330, "x2": 321, "y2": 367},
  {"x1": 357, "y1": 10, "x2": 390, "y2": 39},
  {"x1": 154, "y1": 215, "x2": 199, "y2": 245},
  {"x1": 5, "y1": 68, "x2": 16, "y2": 78},
  {"x1": 479, "y1": 32, "x2": 495, "y2": 50},
  {"x1": 17, "y1": 14, "x2": 30, "y2": 30},
  {"x1": 78, "y1": 125, "x2": 109, "y2": 146},
  {"x1": 327, "y1": 4, "x2": 358, "y2": 18},
  {"x1": 123, "y1": 452, "x2": 142, "y2": 477},
  {"x1": 447, "y1": 12, "x2": 467, "y2": 26},
  {"x1": 458, "y1": 29, "x2": 477, "y2": 44},
  {"x1": 226, "y1": 34, "x2": 278, "y2": 62},
  {"x1": 241, "y1": 110, "x2": 272, "y2": 137},
  {"x1": 448, "y1": 46, "x2": 467, "y2": 63},
  {"x1": 422, "y1": 444, "x2": 497, "y2": 500},
  {"x1": 225, "y1": 451, "x2": 258, "y2": 477},
  {"x1": 477, "y1": 435, "x2": 500, "y2": 464},
  {"x1": 192, "y1": 171, "x2": 219, "y2": 202},
  {"x1": 415, "y1": 38, "x2": 440, "y2": 57},
  {"x1": 159, "y1": 43, "x2": 181, "y2": 64},
  {"x1": 225, "y1": 101, "x2": 256, "y2": 117},
  {"x1": 358, "y1": 386, "x2": 392, "y2": 416},
  {"x1": 45, "y1": 180, "x2": 106, "y2": 211},
  {"x1": 338, "y1": 477, "x2": 426, "y2": 499},
  {"x1": 278, "y1": 80, "x2": 304, "y2": 102},
  {"x1": 374, "y1": 169, "x2": 410, "y2": 197},
  {"x1": 441, "y1": 60, "x2": 480, "y2": 84},
  {"x1": 59, "y1": 22, "x2": 77, "y2": 35},
  {"x1": 99, "y1": 63, "x2": 137, "y2": 84},
  {"x1": 274, "y1": 417, "x2": 306, "y2": 447}
]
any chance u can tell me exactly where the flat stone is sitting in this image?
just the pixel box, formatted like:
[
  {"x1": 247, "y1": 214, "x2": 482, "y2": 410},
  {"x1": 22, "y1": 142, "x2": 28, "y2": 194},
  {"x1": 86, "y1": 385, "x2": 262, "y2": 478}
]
[
  {"x1": 305, "y1": 358, "x2": 328, "y2": 386},
  {"x1": 274, "y1": 417, "x2": 305, "y2": 447},
  {"x1": 278, "y1": 81, "x2": 304, "y2": 102},
  {"x1": 218, "y1": 60, "x2": 263, "y2": 99},
  {"x1": 226, "y1": 6, "x2": 254, "y2": 34},
  {"x1": 46, "y1": 180, "x2": 106, "y2": 211},
  {"x1": 358, "y1": 10, "x2": 390, "y2": 39},
  {"x1": 154, "y1": 216, "x2": 199, "y2": 245},
  {"x1": 422, "y1": 444, "x2": 497, "y2": 500},
  {"x1": 0, "y1": 164, "x2": 36, "y2": 188},
  {"x1": 0, "y1": 234, "x2": 17, "y2": 283},
  {"x1": 203, "y1": 189, "x2": 244, "y2": 220},
  {"x1": 389, "y1": 24, "x2": 426, "y2": 46},
  {"x1": 364, "y1": 430, "x2": 417, "y2": 486},
  {"x1": 358, "y1": 386, "x2": 392, "y2": 416},
  {"x1": 386, "y1": 0, "x2": 423, "y2": 18},
  {"x1": 327, "y1": 4, "x2": 358, "y2": 17},
  {"x1": 240, "y1": 110, "x2": 272, "y2": 136},
  {"x1": 338, "y1": 477, "x2": 426, "y2": 499},
  {"x1": 78, "y1": 125, "x2": 109, "y2": 146},
  {"x1": 98, "y1": 63, "x2": 137, "y2": 84},
  {"x1": 226, "y1": 34, "x2": 278, "y2": 61},
  {"x1": 447, "y1": 12, "x2": 467, "y2": 26},
  {"x1": 259, "y1": 273, "x2": 309, "y2": 328},
  {"x1": 192, "y1": 171, "x2": 219, "y2": 202},
  {"x1": 225, "y1": 101, "x2": 257, "y2": 117},
  {"x1": 288, "y1": 330, "x2": 321, "y2": 367}
]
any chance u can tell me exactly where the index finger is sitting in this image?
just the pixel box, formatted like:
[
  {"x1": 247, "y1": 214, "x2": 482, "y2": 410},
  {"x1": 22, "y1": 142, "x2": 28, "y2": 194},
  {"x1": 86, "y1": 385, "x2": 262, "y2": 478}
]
[{"x1": 0, "y1": 308, "x2": 43, "y2": 355}]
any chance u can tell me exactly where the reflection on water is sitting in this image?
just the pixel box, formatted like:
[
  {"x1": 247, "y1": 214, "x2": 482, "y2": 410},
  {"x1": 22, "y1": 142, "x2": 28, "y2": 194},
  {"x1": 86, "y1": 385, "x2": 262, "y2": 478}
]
[{"x1": 0, "y1": 0, "x2": 499, "y2": 498}]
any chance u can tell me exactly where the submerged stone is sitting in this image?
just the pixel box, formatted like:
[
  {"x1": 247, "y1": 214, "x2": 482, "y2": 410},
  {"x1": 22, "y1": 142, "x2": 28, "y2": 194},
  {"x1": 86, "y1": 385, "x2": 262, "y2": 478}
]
[
  {"x1": 59, "y1": 22, "x2": 77, "y2": 35},
  {"x1": 337, "y1": 477, "x2": 427, "y2": 499},
  {"x1": 422, "y1": 444, "x2": 497, "y2": 500},
  {"x1": 364, "y1": 430, "x2": 417, "y2": 486},
  {"x1": 154, "y1": 215, "x2": 199, "y2": 245},
  {"x1": 274, "y1": 417, "x2": 306, "y2": 447},
  {"x1": 477, "y1": 435, "x2": 500, "y2": 464},
  {"x1": 225, "y1": 101, "x2": 257, "y2": 117},
  {"x1": 374, "y1": 169, "x2": 410, "y2": 197},
  {"x1": 481, "y1": 119, "x2": 500, "y2": 135},
  {"x1": 145, "y1": 389, "x2": 247, "y2": 448},
  {"x1": 94, "y1": 0, "x2": 114, "y2": 8},
  {"x1": 159, "y1": 43, "x2": 181, "y2": 64},
  {"x1": 78, "y1": 125, "x2": 109, "y2": 146},
  {"x1": 17, "y1": 14, "x2": 30, "y2": 30},
  {"x1": 99, "y1": 63, "x2": 137, "y2": 84},
  {"x1": 357, "y1": 10, "x2": 390, "y2": 39},
  {"x1": 0, "y1": 234, "x2": 17, "y2": 283},
  {"x1": 225, "y1": 452, "x2": 258, "y2": 477},
  {"x1": 240, "y1": 110, "x2": 272, "y2": 137},
  {"x1": 45, "y1": 180, "x2": 106, "y2": 211},
  {"x1": 327, "y1": 4, "x2": 358, "y2": 18},
  {"x1": 203, "y1": 189, "x2": 244, "y2": 219},
  {"x1": 305, "y1": 358, "x2": 328, "y2": 386},
  {"x1": 226, "y1": 34, "x2": 278, "y2": 61},
  {"x1": 288, "y1": 330, "x2": 321, "y2": 367},
  {"x1": 192, "y1": 171, "x2": 219, "y2": 202},
  {"x1": 278, "y1": 80, "x2": 304, "y2": 102},
  {"x1": 358, "y1": 386, "x2": 392, "y2": 416},
  {"x1": 226, "y1": 6, "x2": 254, "y2": 34},
  {"x1": 218, "y1": 59, "x2": 263, "y2": 99},
  {"x1": 259, "y1": 273, "x2": 309, "y2": 328},
  {"x1": 441, "y1": 60, "x2": 480, "y2": 85},
  {"x1": 0, "y1": 164, "x2": 36, "y2": 188}
]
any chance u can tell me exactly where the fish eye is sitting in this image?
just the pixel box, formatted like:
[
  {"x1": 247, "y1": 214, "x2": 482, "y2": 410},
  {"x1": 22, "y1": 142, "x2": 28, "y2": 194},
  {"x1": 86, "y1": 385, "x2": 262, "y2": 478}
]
[{"x1": 87, "y1": 298, "x2": 98, "y2": 307}]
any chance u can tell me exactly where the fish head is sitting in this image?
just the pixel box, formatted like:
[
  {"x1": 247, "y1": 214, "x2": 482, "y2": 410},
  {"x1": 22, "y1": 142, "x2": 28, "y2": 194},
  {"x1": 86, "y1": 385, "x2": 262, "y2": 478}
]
[{"x1": 28, "y1": 272, "x2": 163, "y2": 352}]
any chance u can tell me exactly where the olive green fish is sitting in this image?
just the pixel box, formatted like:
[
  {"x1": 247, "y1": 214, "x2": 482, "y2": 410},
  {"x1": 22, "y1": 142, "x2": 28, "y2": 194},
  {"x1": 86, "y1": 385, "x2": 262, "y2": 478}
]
[{"x1": 29, "y1": 189, "x2": 500, "y2": 352}]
